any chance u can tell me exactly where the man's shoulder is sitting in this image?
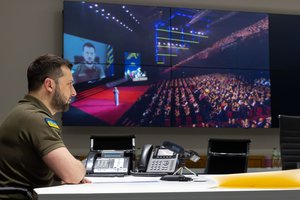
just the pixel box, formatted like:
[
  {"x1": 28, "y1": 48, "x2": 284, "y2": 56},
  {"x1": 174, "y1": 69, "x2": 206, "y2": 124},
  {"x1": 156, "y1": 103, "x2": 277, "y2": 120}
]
[
  {"x1": 73, "y1": 63, "x2": 84, "y2": 71},
  {"x1": 11, "y1": 102, "x2": 55, "y2": 128}
]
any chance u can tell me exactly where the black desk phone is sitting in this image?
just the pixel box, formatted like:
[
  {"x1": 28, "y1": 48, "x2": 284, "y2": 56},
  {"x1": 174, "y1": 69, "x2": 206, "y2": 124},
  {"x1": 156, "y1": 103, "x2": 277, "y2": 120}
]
[
  {"x1": 85, "y1": 135, "x2": 135, "y2": 176},
  {"x1": 86, "y1": 150, "x2": 130, "y2": 175},
  {"x1": 137, "y1": 144, "x2": 179, "y2": 173}
]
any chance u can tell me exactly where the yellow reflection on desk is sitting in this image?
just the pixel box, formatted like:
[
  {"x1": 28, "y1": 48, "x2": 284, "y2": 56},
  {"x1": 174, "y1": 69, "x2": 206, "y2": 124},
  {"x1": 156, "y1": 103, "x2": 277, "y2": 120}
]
[{"x1": 211, "y1": 169, "x2": 300, "y2": 188}]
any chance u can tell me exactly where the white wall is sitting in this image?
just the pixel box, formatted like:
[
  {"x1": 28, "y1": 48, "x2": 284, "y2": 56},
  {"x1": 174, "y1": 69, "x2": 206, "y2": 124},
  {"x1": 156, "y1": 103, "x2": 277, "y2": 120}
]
[{"x1": 1, "y1": 0, "x2": 300, "y2": 157}]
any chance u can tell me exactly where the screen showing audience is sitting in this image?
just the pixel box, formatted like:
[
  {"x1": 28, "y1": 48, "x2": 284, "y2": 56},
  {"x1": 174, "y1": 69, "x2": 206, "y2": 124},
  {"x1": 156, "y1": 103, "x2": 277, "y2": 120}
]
[{"x1": 62, "y1": 1, "x2": 271, "y2": 128}]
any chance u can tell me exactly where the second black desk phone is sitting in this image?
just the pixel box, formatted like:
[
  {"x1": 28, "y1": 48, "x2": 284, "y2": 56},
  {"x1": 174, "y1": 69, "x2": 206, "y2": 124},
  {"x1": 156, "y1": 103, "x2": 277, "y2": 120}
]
[{"x1": 137, "y1": 144, "x2": 179, "y2": 173}]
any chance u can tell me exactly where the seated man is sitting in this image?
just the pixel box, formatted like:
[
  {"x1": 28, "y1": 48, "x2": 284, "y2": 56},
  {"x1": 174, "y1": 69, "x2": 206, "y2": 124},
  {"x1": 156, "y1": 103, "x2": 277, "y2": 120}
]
[{"x1": 0, "y1": 54, "x2": 90, "y2": 199}]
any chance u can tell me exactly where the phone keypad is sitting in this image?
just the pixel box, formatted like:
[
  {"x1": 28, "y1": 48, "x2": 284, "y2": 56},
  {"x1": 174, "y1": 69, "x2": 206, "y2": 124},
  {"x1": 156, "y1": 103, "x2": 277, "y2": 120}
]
[
  {"x1": 147, "y1": 159, "x2": 175, "y2": 172},
  {"x1": 93, "y1": 157, "x2": 129, "y2": 173}
]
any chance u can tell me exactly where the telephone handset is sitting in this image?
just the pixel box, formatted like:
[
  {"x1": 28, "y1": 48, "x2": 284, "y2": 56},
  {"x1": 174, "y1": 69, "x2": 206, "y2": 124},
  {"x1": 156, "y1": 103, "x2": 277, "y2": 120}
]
[
  {"x1": 86, "y1": 151, "x2": 98, "y2": 173},
  {"x1": 138, "y1": 144, "x2": 153, "y2": 172},
  {"x1": 138, "y1": 144, "x2": 178, "y2": 173}
]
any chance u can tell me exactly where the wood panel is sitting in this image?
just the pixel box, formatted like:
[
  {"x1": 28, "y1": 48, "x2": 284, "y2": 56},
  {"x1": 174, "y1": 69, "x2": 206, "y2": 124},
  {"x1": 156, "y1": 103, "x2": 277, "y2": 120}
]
[
  {"x1": 185, "y1": 155, "x2": 266, "y2": 168},
  {"x1": 76, "y1": 154, "x2": 266, "y2": 169}
]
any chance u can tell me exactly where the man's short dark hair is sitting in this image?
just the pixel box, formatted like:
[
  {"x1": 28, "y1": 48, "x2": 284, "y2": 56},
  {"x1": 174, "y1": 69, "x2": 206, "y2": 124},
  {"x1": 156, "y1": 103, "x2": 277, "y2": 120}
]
[
  {"x1": 82, "y1": 42, "x2": 96, "y2": 51},
  {"x1": 27, "y1": 54, "x2": 72, "y2": 92}
]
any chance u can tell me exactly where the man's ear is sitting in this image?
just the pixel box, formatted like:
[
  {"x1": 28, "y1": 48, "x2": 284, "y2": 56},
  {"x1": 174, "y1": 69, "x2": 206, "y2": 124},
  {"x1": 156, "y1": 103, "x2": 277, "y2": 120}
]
[{"x1": 44, "y1": 78, "x2": 55, "y2": 93}]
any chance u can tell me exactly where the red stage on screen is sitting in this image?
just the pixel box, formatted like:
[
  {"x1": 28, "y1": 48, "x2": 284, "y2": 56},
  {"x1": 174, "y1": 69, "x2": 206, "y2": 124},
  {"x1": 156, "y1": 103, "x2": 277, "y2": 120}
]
[{"x1": 72, "y1": 86, "x2": 149, "y2": 125}]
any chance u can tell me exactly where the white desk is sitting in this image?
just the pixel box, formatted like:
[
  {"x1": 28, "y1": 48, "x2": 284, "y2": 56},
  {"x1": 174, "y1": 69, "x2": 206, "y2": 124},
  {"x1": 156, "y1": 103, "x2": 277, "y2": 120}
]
[{"x1": 34, "y1": 175, "x2": 300, "y2": 200}]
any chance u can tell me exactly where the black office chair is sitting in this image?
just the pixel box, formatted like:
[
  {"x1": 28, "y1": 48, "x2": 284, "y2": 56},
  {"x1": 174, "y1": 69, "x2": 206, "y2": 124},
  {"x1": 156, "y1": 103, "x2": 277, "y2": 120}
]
[
  {"x1": 0, "y1": 187, "x2": 33, "y2": 199},
  {"x1": 279, "y1": 114, "x2": 300, "y2": 170},
  {"x1": 205, "y1": 138, "x2": 251, "y2": 174}
]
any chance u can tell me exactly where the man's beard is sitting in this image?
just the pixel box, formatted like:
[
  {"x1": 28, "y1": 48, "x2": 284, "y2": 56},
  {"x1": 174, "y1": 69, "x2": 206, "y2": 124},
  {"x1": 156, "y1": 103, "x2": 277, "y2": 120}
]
[
  {"x1": 51, "y1": 87, "x2": 70, "y2": 112},
  {"x1": 86, "y1": 60, "x2": 93, "y2": 64}
]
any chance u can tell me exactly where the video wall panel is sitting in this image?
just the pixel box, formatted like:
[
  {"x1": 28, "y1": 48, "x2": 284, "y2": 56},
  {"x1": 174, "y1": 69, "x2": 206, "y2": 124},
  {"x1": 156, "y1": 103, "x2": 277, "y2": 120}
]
[{"x1": 62, "y1": 1, "x2": 271, "y2": 128}]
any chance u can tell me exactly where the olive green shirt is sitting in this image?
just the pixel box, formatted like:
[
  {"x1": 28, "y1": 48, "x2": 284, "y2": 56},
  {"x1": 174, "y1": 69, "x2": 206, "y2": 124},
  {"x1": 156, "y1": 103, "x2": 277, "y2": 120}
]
[{"x1": 0, "y1": 95, "x2": 65, "y2": 195}]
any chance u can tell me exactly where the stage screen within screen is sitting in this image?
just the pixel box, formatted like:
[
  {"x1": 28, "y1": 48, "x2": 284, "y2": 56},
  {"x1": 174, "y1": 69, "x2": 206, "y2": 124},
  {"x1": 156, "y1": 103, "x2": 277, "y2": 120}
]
[{"x1": 63, "y1": 1, "x2": 271, "y2": 128}]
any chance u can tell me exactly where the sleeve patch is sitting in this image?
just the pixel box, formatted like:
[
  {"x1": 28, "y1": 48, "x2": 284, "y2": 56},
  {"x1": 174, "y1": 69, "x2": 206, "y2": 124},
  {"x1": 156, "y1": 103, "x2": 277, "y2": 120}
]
[{"x1": 44, "y1": 118, "x2": 60, "y2": 129}]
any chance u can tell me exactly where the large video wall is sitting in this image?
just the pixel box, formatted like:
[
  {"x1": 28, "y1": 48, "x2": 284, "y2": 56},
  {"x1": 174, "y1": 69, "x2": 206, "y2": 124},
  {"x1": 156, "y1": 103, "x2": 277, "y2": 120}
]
[{"x1": 62, "y1": 1, "x2": 271, "y2": 128}]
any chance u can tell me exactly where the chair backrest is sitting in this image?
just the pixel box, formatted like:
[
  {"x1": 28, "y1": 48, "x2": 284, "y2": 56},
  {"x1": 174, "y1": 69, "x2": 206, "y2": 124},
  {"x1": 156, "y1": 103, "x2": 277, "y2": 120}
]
[
  {"x1": 0, "y1": 187, "x2": 33, "y2": 199},
  {"x1": 90, "y1": 135, "x2": 135, "y2": 151},
  {"x1": 279, "y1": 114, "x2": 300, "y2": 170},
  {"x1": 205, "y1": 138, "x2": 251, "y2": 174}
]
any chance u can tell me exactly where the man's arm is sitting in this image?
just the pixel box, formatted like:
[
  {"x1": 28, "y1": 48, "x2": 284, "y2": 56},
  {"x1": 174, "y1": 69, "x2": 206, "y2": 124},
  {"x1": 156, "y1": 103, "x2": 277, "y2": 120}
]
[{"x1": 42, "y1": 147, "x2": 86, "y2": 184}]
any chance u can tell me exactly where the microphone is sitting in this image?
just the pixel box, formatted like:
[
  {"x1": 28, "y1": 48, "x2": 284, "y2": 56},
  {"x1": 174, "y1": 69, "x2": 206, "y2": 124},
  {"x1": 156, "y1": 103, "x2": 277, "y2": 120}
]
[
  {"x1": 163, "y1": 141, "x2": 200, "y2": 163},
  {"x1": 160, "y1": 141, "x2": 199, "y2": 180},
  {"x1": 162, "y1": 141, "x2": 185, "y2": 154},
  {"x1": 161, "y1": 141, "x2": 200, "y2": 181},
  {"x1": 184, "y1": 150, "x2": 201, "y2": 163}
]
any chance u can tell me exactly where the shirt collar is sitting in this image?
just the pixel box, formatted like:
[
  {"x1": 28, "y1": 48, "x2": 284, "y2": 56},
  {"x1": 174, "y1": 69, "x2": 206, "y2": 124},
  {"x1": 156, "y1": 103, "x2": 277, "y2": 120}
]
[{"x1": 20, "y1": 94, "x2": 53, "y2": 117}]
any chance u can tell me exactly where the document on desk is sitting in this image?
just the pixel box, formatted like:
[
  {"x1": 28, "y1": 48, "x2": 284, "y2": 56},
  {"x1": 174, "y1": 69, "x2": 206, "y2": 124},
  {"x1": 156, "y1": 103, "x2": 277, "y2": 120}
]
[
  {"x1": 90, "y1": 176, "x2": 161, "y2": 183},
  {"x1": 88, "y1": 175, "x2": 219, "y2": 189},
  {"x1": 34, "y1": 175, "x2": 219, "y2": 195},
  {"x1": 89, "y1": 175, "x2": 213, "y2": 183},
  {"x1": 211, "y1": 169, "x2": 300, "y2": 188}
]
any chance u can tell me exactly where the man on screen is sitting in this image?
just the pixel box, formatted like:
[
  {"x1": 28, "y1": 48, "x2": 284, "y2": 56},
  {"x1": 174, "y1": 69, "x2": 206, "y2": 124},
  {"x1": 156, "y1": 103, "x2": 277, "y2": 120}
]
[{"x1": 73, "y1": 42, "x2": 105, "y2": 83}]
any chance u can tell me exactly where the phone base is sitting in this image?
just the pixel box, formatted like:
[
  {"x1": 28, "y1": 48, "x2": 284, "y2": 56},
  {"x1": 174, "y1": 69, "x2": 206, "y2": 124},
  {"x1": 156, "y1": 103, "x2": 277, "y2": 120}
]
[{"x1": 160, "y1": 175, "x2": 192, "y2": 182}]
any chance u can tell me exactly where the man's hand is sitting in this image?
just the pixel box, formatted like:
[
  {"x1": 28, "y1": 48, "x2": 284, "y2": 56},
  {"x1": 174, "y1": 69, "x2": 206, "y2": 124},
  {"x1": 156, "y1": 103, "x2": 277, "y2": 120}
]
[
  {"x1": 80, "y1": 177, "x2": 92, "y2": 184},
  {"x1": 61, "y1": 177, "x2": 91, "y2": 184}
]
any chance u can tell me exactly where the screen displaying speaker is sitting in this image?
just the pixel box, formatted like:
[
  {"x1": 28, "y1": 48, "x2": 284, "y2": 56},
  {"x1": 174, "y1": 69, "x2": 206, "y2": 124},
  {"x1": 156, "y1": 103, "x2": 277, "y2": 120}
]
[{"x1": 62, "y1": 1, "x2": 272, "y2": 128}]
